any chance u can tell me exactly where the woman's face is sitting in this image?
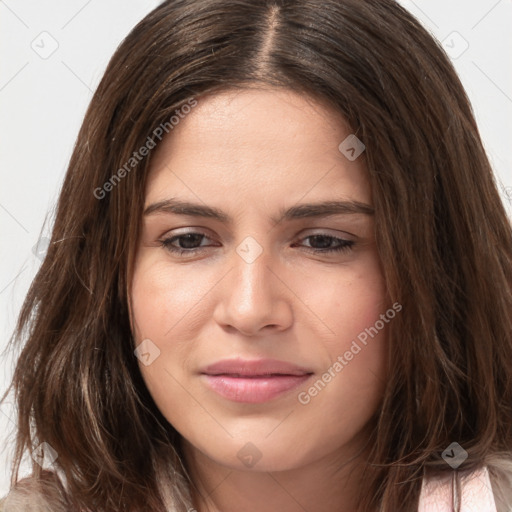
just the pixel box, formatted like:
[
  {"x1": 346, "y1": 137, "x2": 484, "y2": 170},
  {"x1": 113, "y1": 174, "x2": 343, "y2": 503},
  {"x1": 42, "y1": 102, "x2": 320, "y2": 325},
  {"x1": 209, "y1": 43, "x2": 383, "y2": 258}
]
[{"x1": 130, "y1": 87, "x2": 389, "y2": 472}]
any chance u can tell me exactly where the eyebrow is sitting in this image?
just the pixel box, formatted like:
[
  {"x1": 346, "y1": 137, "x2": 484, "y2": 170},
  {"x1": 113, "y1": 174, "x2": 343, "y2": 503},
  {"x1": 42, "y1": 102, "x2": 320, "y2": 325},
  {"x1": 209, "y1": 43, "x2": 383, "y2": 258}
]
[{"x1": 143, "y1": 198, "x2": 374, "y2": 223}]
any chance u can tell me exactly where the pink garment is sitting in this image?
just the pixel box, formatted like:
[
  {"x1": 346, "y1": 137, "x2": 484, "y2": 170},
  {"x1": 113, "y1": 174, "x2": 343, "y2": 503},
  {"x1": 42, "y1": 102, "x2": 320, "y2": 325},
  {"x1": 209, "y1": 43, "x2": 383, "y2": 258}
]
[{"x1": 418, "y1": 466, "x2": 497, "y2": 511}]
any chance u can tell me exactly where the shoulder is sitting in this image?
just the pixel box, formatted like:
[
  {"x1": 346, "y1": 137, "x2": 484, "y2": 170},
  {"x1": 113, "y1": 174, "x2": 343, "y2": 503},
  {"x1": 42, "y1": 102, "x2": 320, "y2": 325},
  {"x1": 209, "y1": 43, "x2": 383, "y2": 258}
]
[
  {"x1": 487, "y1": 453, "x2": 512, "y2": 512},
  {"x1": 0, "y1": 471, "x2": 69, "y2": 512},
  {"x1": 419, "y1": 453, "x2": 512, "y2": 512},
  {"x1": 419, "y1": 465, "x2": 496, "y2": 511}
]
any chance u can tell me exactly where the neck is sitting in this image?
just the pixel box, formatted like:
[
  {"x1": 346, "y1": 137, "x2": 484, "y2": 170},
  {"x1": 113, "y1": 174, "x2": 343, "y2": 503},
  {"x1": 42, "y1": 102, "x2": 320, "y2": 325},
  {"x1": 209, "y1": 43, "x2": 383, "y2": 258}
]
[{"x1": 180, "y1": 426, "x2": 375, "y2": 512}]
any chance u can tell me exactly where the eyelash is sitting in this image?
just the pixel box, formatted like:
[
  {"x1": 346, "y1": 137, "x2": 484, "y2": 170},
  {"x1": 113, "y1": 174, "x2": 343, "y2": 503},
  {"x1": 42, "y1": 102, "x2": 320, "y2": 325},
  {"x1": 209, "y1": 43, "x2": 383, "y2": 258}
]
[{"x1": 159, "y1": 232, "x2": 355, "y2": 256}]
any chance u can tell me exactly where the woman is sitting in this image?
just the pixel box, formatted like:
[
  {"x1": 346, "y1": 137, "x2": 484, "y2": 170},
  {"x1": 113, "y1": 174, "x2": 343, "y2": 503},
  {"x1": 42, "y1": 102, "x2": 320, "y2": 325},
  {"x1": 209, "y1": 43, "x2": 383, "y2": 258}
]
[{"x1": 2, "y1": 0, "x2": 512, "y2": 510}]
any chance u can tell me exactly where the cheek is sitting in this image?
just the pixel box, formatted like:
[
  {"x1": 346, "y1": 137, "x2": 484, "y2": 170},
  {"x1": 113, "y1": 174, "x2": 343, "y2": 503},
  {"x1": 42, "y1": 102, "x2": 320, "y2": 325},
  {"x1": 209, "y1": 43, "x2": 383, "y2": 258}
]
[
  {"x1": 296, "y1": 280, "x2": 389, "y2": 457},
  {"x1": 294, "y1": 252, "x2": 388, "y2": 346},
  {"x1": 297, "y1": 253, "x2": 389, "y2": 400},
  {"x1": 130, "y1": 256, "x2": 209, "y2": 341},
  {"x1": 129, "y1": 257, "x2": 208, "y2": 424}
]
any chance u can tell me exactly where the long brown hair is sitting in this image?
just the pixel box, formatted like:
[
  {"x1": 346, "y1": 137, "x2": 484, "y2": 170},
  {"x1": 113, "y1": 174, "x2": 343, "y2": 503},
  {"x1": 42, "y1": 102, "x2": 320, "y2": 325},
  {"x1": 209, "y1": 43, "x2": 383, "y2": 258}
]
[{"x1": 2, "y1": 0, "x2": 512, "y2": 510}]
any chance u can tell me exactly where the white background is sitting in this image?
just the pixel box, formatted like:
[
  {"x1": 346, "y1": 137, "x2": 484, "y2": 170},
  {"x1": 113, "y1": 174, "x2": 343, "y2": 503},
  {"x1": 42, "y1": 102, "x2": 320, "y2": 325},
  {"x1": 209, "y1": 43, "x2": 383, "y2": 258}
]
[{"x1": 1, "y1": 0, "x2": 511, "y2": 497}]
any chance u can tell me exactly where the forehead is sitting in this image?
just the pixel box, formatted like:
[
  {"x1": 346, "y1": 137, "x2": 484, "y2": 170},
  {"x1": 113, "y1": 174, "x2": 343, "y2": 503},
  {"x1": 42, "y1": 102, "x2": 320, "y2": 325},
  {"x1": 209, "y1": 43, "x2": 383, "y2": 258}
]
[{"x1": 146, "y1": 87, "x2": 371, "y2": 208}]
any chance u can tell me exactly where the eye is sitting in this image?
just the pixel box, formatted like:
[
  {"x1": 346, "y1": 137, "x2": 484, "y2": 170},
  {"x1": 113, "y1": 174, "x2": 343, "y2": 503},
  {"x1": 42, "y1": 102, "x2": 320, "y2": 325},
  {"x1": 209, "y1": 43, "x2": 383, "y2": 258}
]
[
  {"x1": 159, "y1": 231, "x2": 355, "y2": 257},
  {"x1": 160, "y1": 232, "x2": 216, "y2": 256},
  {"x1": 294, "y1": 234, "x2": 355, "y2": 254}
]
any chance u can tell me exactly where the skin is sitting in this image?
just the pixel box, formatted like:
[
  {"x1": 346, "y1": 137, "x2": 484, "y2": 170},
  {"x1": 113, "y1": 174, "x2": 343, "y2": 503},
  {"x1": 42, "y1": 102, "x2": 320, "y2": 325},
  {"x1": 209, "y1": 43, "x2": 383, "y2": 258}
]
[{"x1": 129, "y1": 87, "x2": 389, "y2": 512}]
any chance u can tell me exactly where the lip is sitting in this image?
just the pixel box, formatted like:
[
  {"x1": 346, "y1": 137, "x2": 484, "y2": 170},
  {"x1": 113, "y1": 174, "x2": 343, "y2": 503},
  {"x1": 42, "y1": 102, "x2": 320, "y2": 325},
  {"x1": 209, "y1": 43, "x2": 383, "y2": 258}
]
[{"x1": 200, "y1": 358, "x2": 314, "y2": 403}]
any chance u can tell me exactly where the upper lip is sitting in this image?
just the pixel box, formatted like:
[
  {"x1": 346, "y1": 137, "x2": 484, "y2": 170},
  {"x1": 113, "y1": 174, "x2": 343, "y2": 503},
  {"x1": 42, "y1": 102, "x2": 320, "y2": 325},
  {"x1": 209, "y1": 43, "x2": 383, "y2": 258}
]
[{"x1": 201, "y1": 358, "x2": 314, "y2": 377}]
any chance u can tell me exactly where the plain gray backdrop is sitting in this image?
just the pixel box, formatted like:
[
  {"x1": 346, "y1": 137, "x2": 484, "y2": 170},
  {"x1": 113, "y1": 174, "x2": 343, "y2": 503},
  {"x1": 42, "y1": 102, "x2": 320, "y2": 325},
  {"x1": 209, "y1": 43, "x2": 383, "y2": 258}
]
[{"x1": 1, "y1": 0, "x2": 511, "y2": 496}]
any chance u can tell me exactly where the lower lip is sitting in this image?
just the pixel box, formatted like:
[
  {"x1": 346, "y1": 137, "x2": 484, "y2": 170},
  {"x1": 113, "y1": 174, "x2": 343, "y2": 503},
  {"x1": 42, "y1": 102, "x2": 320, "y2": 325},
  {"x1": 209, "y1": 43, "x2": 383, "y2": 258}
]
[{"x1": 202, "y1": 374, "x2": 313, "y2": 403}]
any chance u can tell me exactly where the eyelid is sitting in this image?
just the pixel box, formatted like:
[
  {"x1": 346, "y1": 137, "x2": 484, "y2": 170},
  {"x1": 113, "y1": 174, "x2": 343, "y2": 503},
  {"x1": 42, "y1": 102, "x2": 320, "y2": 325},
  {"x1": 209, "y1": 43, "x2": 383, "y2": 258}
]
[
  {"x1": 158, "y1": 229, "x2": 217, "y2": 255},
  {"x1": 159, "y1": 226, "x2": 215, "y2": 240},
  {"x1": 159, "y1": 227, "x2": 355, "y2": 244},
  {"x1": 294, "y1": 227, "x2": 357, "y2": 241},
  {"x1": 159, "y1": 229, "x2": 356, "y2": 258}
]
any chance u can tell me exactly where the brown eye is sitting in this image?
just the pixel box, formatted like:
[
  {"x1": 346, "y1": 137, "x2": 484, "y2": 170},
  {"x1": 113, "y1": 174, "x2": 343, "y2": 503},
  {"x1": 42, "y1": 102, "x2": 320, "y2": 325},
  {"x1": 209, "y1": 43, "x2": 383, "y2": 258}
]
[
  {"x1": 295, "y1": 234, "x2": 355, "y2": 253},
  {"x1": 160, "y1": 232, "x2": 216, "y2": 255}
]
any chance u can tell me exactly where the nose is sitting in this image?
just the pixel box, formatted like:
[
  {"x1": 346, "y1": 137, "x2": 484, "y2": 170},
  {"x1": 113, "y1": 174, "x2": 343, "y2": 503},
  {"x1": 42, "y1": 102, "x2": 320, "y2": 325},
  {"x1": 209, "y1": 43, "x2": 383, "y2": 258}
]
[{"x1": 212, "y1": 241, "x2": 294, "y2": 336}]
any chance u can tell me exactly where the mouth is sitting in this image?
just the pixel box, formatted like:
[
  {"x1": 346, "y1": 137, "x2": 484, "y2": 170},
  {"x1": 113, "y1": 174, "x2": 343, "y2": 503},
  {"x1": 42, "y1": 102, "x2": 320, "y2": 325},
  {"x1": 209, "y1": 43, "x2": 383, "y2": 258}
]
[{"x1": 200, "y1": 358, "x2": 314, "y2": 403}]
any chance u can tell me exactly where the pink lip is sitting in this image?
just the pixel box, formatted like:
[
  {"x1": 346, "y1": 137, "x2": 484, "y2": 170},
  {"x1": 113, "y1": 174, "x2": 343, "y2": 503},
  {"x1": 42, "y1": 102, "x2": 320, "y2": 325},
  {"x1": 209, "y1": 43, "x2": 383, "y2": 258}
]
[{"x1": 200, "y1": 358, "x2": 314, "y2": 403}]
